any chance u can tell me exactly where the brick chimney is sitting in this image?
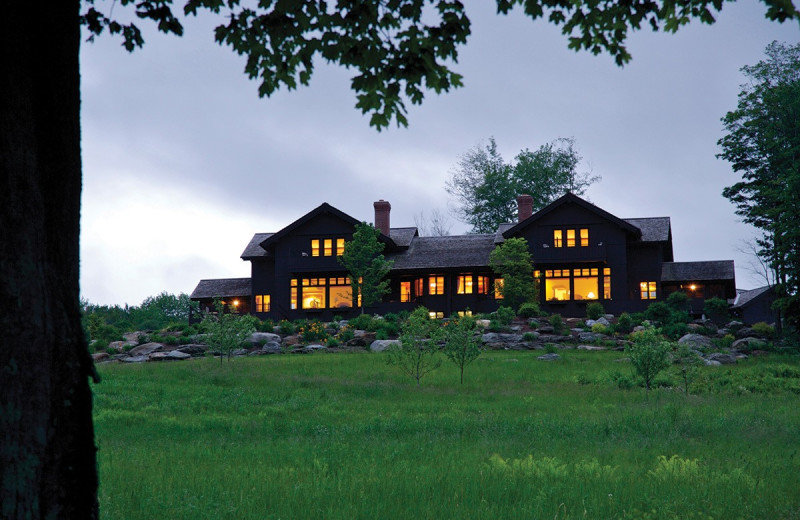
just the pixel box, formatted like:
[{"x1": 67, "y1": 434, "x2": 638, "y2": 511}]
[
  {"x1": 374, "y1": 199, "x2": 391, "y2": 236},
  {"x1": 517, "y1": 194, "x2": 533, "y2": 222}
]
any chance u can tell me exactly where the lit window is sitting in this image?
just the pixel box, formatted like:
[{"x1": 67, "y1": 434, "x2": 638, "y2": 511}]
[
  {"x1": 457, "y1": 310, "x2": 473, "y2": 317},
  {"x1": 545, "y1": 271, "x2": 570, "y2": 301},
  {"x1": 494, "y1": 278, "x2": 504, "y2": 299},
  {"x1": 400, "y1": 281, "x2": 411, "y2": 302},
  {"x1": 336, "y1": 238, "x2": 345, "y2": 256},
  {"x1": 580, "y1": 228, "x2": 589, "y2": 247},
  {"x1": 603, "y1": 268, "x2": 611, "y2": 300},
  {"x1": 414, "y1": 278, "x2": 424, "y2": 297},
  {"x1": 477, "y1": 276, "x2": 490, "y2": 295},
  {"x1": 255, "y1": 294, "x2": 271, "y2": 313},
  {"x1": 457, "y1": 275, "x2": 473, "y2": 295},
  {"x1": 567, "y1": 229, "x2": 576, "y2": 247},
  {"x1": 324, "y1": 239, "x2": 333, "y2": 256},
  {"x1": 640, "y1": 281, "x2": 657, "y2": 300},
  {"x1": 573, "y1": 268, "x2": 598, "y2": 300},
  {"x1": 311, "y1": 240, "x2": 320, "y2": 257},
  {"x1": 429, "y1": 275, "x2": 445, "y2": 295},
  {"x1": 290, "y1": 279, "x2": 298, "y2": 309},
  {"x1": 329, "y1": 278, "x2": 352, "y2": 309},
  {"x1": 428, "y1": 311, "x2": 444, "y2": 319},
  {"x1": 554, "y1": 230, "x2": 563, "y2": 248},
  {"x1": 302, "y1": 285, "x2": 326, "y2": 309}
]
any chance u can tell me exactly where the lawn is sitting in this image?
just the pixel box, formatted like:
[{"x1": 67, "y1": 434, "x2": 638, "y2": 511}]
[{"x1": 94, "y1": 350, "x2": 800, "y2": 519}]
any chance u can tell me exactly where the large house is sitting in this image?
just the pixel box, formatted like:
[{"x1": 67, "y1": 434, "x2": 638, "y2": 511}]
[{"x1": 190, "y1": 193, "x2": 736, "y2": 321}]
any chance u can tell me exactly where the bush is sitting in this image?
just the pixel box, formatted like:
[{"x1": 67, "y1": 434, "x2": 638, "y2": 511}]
[
  {"x1": 493, "y1": 306, "x2": 516, "y2": 326},
  {"x1": 586, "y1": 301, "x2": 605, "y2": 320},
  {"x1": 336, "y1": 326, "x2": 355, "y2": 344},
  {"x1": 517, "y1": 302, "x2": 540, "y2": 319},
  {"x1": 376, "y1": 320, "x2": 400, "y2": 338},
  {"x1": 326, "y1": 337, "x2": 339, "y2": 347},
  {"x1": 375, "y1": 328, "x2": 390, "y2": 340},
  {"x1": 258, "y1": 318, "x2": 275, "y2": 332},
  {"x1": 752, "y1": 321, "x2": 775, "y2": 338},
  {"x1": 644, "y1": 302, "x2": 672, "y2": 324},
  {"x1": 704, "y1": 297, "x2": 731, "y2": 325},
  {"x1": 660, "y1": 322, "x2": 688, "y2": 340},
  {"x1": 164, "y1": 335, "x2": 179, "y2": 346},
  {"x1": 522, "y1": 332, "x2": 537, "y2": 342},
  {"x1": 627, "y1": 326, "x2": 672, "y2": 391},
  {"x1": 549, "y1": 314, "x2": 564, "y2": 334},
  {"x1": 713, "y1": 334, "x2": 736, "y2": 350},
  {"x1": 278, "y1": 320, "x2": 295, "y2": 335},
  {"x1": 348, "y1": 314, "x2": 376, "y2": 331},
  {"x1": 666, "y1": 291, "x2": 689, "y2": 312},
  {"x1": 299, "y1": 321, "x2": 329, "y2": 343},
  {"x1": 616, "y1": 312, "x2": 634, "y2": 334},
  {"x1": 591, "y1": 323, "x2": 609, "y2": 335}
]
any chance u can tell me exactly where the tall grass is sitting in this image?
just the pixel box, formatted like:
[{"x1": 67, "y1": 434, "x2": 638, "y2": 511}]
[{"x1": 94, "y1": 351, "x2": 800, "y2": 519}]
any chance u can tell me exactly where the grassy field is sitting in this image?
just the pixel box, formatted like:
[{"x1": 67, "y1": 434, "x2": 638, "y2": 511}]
[{"x1": 94, "y1": 350, "x2": 800, "y2": 519}]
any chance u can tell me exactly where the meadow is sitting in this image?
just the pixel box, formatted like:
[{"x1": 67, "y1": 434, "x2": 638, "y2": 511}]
[{"x1": 94, "y1": 350, "x2": 800, "y2": 519}]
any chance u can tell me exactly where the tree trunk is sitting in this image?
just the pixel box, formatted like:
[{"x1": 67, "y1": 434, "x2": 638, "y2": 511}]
[{"x1": 1, "y1": 3, "x2": 99, "y2": 518}]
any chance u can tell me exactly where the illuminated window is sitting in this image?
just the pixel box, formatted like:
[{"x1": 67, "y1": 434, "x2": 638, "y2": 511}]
[
  {"x1": 311, "y1": 240, "x2": 320, "y2": 257},
  {"x1": 640, "y1": 281, "x2": 657, "y2": 300},
  {"x1": 429, "y1": 275, "x2": 445, "y2": 295},
  {"x1": 457, "y1": 310, "x2": 473, "y2": 317},
  {"x1": 329, "y1": 278, "x2": 352, "y2": 309},
  {"x1": 580, "y1": 228, "x2": 589, "y2": 247},
  {"x1": 400, "y1": 281, "x2": 411, "y2": 302},
  {"x1": 414, "y1": 278, "x2": 424, "y2": 297},
  {"x1": 476, "y1": 276, "x2": 490, "y2": 295},
  {"x1": 554, "y1": 229, "x2": 563, "y2": 248},
  {"x1": 457, "y1": 275, "x2": 473, "y2": 294},
  {"x1": 567, "y1": 229, "x2": 576, "y2": 247},
  {"x1": 428, "y1": 311, "x2": 444, "y2": 319},
  {"x1": 255, "y1": 294, "x2": 271, "y2": 313},
  {"x1": 494, "y1": 278, "x2": 504, "y2": 299},
  {"x1": 290, "y1": 279, "x2": 298, "y2": 309},
  {"x1": 603, "y1": 268, "x2": 611, "y2": 300},
  {"x1": 573, "y1": 268, "x2": 598, "y2": 300},
  {"x1": 323, "y1": 239, "x2": 333, "y2": 256},
  {"x1": 545, "y1": 270, "x2": 570, "y2": 301},
  {"x1": 302, "y1": 286, "x2": 326, "y2": 309},
  {"x1": 336, "y1": 238, "x2": 345, "y2": 256}
]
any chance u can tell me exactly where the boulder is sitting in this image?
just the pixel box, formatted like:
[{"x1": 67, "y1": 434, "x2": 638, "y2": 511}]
[
  {"x1": 593, "y1": 317, "x2": 611, "y2": 327},
  {"x1": 175, "y1": 344, "x2": 207, "y2": 356},
  {"x1": 304, "y1": 344, "x2": 327, "y2": 352},
  {"x1": 537, "y1": 353, "x2": 561, "y2": 361},
  {"x1": 149, "y1": 351, "x2": 191, "y2": 361},
  {"x1": 128, "y1": 342, "x2": 164, "y2": 357},
  {"x1": 92, "y1": 352, "x2": 110, "y2": 362},
  {"x1": 703, "y1": 359, "x2": 722, "y2": 366},
  {"x1": 122, "y1": 355, "x2": 149, "y2": 363},
  {"x1": 536, "y1": 325, "x2": 555, "y2": 334},
  {"x1": 165, "y1": 350, "x2": 191, "y2": 360},
  {"x1": 248, "y1": 332, "x2": 281, "y2": 345},
  {"x1": 370, "y1": 339, "x2": 400, "y2": 352},
  {"x1": 107, "y1": 340, "x2": 137, "y2": 352},
  {"x1": 678, "y1": 334, "x2": 714, "y2": 350},
  {"x1": 735, "y1": 327, "x2": 756, "y2": 338},
  {"x1": 476, "y1": 319, "x2": 491, "y2": 329},
  {"x1": 706, "y1": 352, "x2": 738, "y2": 365},
  {"x1": 577, "y1": 345, "x2": 607, "y2": 351},
  {"x1": 578, "y1": 332, "x2": 604, "y2": 343},
  {"x1": 231, "y1": 349, "x2": 249, "y2": 357},
  {"x1": 725, "y1": 320, "x2": 744, "y2": 331},
  {"x1": 261, "y1": 342, "x2": 282, "y2": 354},
  {"x1": 731, "y1": 337, "x2": 767, "y2": 351}
]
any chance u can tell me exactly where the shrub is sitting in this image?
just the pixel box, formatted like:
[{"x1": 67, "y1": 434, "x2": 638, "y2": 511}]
[
  {"x1": 336, "y1": 325, "x2": 355, "y2": 344},
  {"x1": 752, "y1": 321, "x2": 775, "y2": 339},
  {"x1": 522, "y1": 332, "x2": 537, "y2": 342},
  {"x1": 375, "y1": 320, "x2": 399, "y2": 338},
  {"x1": 517, "y1": 302, "x2": 540, "y2": 319},
  {"x1": 586, "y1": 301, "x2": 605, "y2": 320},
  {"x1": 627, "y1": 326, "x2": 672, "y2": 391},
  {"x1": 549, "y1": 314, "x2": 564, "y2": 334},
  {"x1": 348, "y1": 313, "x2": 376, "y2": 331},
  {"x1": 591, "y1": 323, "x2": 609, "y2": 335},
  {"x1": 326, "y1": 337, "x2": 339, "y2": 347},
  {"x1": 673, "y1": 342, "x2": 702, "y2": 394},
  {"x1": 299, "y1": 321, "x2": 329, "y2": 343},
  {"x1": 644, "y1": 302, "x2": 672, "y2": 325},
  {"x1": 278, "y1": 320, "x2": 295, "y2": 335},
  {"x1": 375, "y1": 328, "x2": 390, "y2": 340},
  {"x1": 704, "y1": 297, "x2": 731, "y2": 325},
  {"x1": 104, "y1": 346, "x2": 117, "y2": 356},
  {"x1": 616, "y1": 312, "x2": 634, "y2": 334},
  {"x1": 666, "y1": 291, "x2": 689, "y2": 311},
  {"x1": 493, "y1": 306, "x2": 516, "y2": 326},
  {"x1": 164, "y1": 335, "x2": 179, "y2": 346},
  {"x1": 660, "y1": 322, "x2": 688, "y2": 340},
  {"x1": 258, "y1": 318, "x2": 275, "y2": 332},
  {"x1": 387, "y1": 306, "x2": 442, "y2": 385},
  {"x1": 713, "y1": 334, "x2": 735, "y2": 350},
  {"x1": 544, "y1": 343, "x2": 558, "y2": 354}
]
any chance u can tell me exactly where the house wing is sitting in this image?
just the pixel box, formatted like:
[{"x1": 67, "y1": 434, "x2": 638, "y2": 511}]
[
  {"x1": 502, "y1": 192, "x2": 642, "y2": 239},
  {"x1": 661, "y1": 260, "x2": 735, "y2": 282},
  {"x1": 388, "y1": 234, "x2": 496, "y2": 271},
  {"x1": 241, "y1": 233, "x2": 274, "y2": 260},
  {"x1": 190, "y1": 278, "x2": 252, "y2": 300}
]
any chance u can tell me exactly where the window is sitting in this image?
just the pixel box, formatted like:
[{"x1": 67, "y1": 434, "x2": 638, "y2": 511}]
[
  {"x1": 567, "y1": 229, "x2": 576, "y2": 247},
  {"x1": 573, "y1": 268, "x2": 599, "y2": 300},
  {"x1": 428, "y1": 311, "x2": 444, "y2": 319},
  {"x1": 457, "y1": 310, "x2": 473, "y2": 317},
  {"x1": 323, "y1": 239, "x2": 333, "y2": 256},
  {"x1": 329, "y1": 278, "x2": 352, "y2": 308},
  {"x1": 494, "y1": 278, "x2": 504, "y2": 299},
  {"x1": 553, "y1": 229, "x2": 563, "y2": 248},
  {"x1": 255, "y1": 294, "x2": 270, "y2": 313},
  {"x1": 311, "y1": 240, "x2": 320, "y2": 257},
  {"x1": 603, "y1": 268, "x2": 611, "y2": 300},
  {"x1": 336, "y1": 238, "x2": 345, "y2": 256},
  {"x1": 310, "y1": 237, "x2": 344, "y2": 257},
  {"x1": 545, "y1": 269, "x2": 570, "y2": 301},
  {"x1": 457, "y1": 275, "x2": 473, "y2": 294},
  {"x1": 476, "y1": 275, "x2": 490, "y2": 295},
  {"x1": 414, "y1": 278, "x2": 424, "y2": 298},
  {"x1": 290, "y1": 279, "x2": 298, "y2": 309},
  {"x1": 580, "y1": 228, "x2": 589, "y2": 247},
  {"x1": 302, "y1": 278, "x2": 326, "y2": 309},
  {"x1": 429, "y1": 275, "x2": 445, "y2": 295},
  {"x1": 400, "y1": 281, "x2": 411, "y2": 302},
  {"x1": 640, "y1": 281, "x2": 657, "y2": 300}
]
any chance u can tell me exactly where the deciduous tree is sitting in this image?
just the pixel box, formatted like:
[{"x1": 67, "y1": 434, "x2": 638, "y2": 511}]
[
  {"x1": 489, "y1": 237, "x2": 537, "y2": 312},
  {"x1": 338, "y1": 223, "x2": 393, "y2": 314},
  {"x1": 387, "y1": 307, "x2": 442, "y2": 385},
  {"x1": 442, "y1": 314, "x2": 484, "y2": 384}
]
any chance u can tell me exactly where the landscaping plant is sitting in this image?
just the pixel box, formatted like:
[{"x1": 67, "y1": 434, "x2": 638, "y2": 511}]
[
  {"x1": 386, "y1": 306, "x2": 441, "y2": 385},
  {"x1": 627, "y1": 326, "x2": 672, "y2": 391},
  {"x1": 442, "y1": 313, "x2": 484, "y2": 384}
]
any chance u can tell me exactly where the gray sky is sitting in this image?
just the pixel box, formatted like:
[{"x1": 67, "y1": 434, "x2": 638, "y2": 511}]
[{"x1": 79, "y1": 2, "x2": 800, "y2": 306}]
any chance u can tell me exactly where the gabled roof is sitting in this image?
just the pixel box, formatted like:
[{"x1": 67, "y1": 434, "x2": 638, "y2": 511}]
[
  {"x1": 389, "y1": 227, "x2": 418, "y2": 248},
  {"x1": 258, "y1": 203, "x2": 363, "y2": 250},
  {"x1": 190, "y1": 278, "x2": 252, "y2": 299},
  {"x1": 494, "y1": 223, "x2": 514, "y2": 244},
  {"x1": 241, "y1": 232, "x2": 274, "y2": 259},
  {"x1": 623, "y1": 217, "x2": 671, "y2": 243},
  {"x1": 661, "y1": 261, "x2": 735, "y2": 282},
  {"x1": 502, "y1": 192, "x2": 642, "y2": 239},
  {"x1": 388, "y1": 234, "x2": 496, "y2": 271},
  {"x1": 732, "y1": 285, "x2": 773, "y2": 308}
]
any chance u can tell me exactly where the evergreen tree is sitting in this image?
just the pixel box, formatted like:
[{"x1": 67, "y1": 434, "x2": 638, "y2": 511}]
[
  {"x1": 338, "y1": 223, "x2": 393, "y2": 314},
  {"x1": 489, "y1": 237, "x2": 537, "y2": 312}
]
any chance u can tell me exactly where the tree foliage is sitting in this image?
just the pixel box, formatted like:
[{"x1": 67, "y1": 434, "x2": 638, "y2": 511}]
[
  {"x1": 489, "y1": 237, "x2": 537, "y2": 312},
  {"x1": 338, "y1": 222, "x2": 393, "y2": 314},
  {"x1": 442, "y1": 313, "x2": 484, "y2": 384},
  {"x1": 627, "y1": 326, "x2": 672, "y2": 391},
  {"x1": 201, "y1": 301, "x2": 258, "y2": 364},
  {"x1": 446, "y1": 137, "x2": 599, "y2": 233},
  {"x1": 387, "y1": 306, "x2": 442, "y2": 385},
  {"x1": 718, "y1": 41, "x2": 800, "y2": 330}
]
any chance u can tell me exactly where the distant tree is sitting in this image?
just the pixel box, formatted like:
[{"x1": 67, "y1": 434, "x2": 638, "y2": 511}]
[
  {"x1": 718, "y1": 41, "x2": 800, "y2": 331},
  {"x1": 414, "y1": 208, "x2": 452, "y2": 237},
  {"x1": 387, "y1": 307, "x2": 442, "y2": 385},
  {"x1": 674, "y1": 342, "x2": 703, "y2": 395},
  {"x1": 202, "y1": 301, "x2": 258, "y2": 364},
  {"x1": 446, "y1": 137, "x2": 599, "y2": 233},
  {"x1": 338, "y1": 223, "x2": 393, "y2": 314},
  {"x1": 627, "y1": 326, "x2": 672, "y2": 392},
  {"x1": 442, "y1": 313, "x2": 484, "y2": 384},
  {"x1": 489, "y1": 237, "x2": 537, "y2": 312}
]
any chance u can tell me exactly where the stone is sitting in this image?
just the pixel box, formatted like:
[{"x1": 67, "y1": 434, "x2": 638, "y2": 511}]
[
  {"x1": 706, "y1": 352, "x2": 737, "y2": 365},
  {"x1": 248, "y1": 332, "x2": 281, "y2": 345},
  {"x1": 261, "y1": 342, "x2": 282, "y2": 354},
  {"x1": 128, "y1": 342, "x2": 164, "y2": 357},
  {"x1": 725, "y1": 320, "x2": 744, "y2": 331},
  {"x1": 92, "y1": 352, "x2": 110, "y2": 361},
  {"x1": 537, "y1": 353, "x2": 561, "y2": 361},
  {"x1": 122, "y1": 356, "x2": 149, "y2": 363},
  {"x1": 578, "y1": 332, "x2": 603, "y2": 342},
  {"x1": 633, "y1": 326, "x2": 646, "y2": 333},
  {"x1": 107, "y1": 340, "x2": 136, "y2": 353},
  {"x1": 475, "y1": 319, "x2": 491, "y2": 328},
  {"x1": 176, "y1": 344, "x2": 207, "y2": 356},
  {"x1": 165, "y1": 350, "x2": 191, "y2": 360},
  {"x1": 370, "y1": 339, "x2": 400, "y2": 352},
  {"x1": 677, "y1": 334, "x2": 714, "y2": 350},
  {"x1": 231, "y1": 349, "x2": 249, "y2": 357},
  {"x1": 703, "y1": 359, "x2": 722, "y2": 366},
  {"x1": 577, "y1": 345, "x2": 607, "y2": 351},
  {"x1": 735, "y1": 327, "x2": 755, "y2": 338},
  {"x1": 594, "y1": 317, "x2": 611, "y2": 327},
  {"x1": 731, "y1": 337, "x2": 767, "y2": 351},
  {"x1": 536, "y1": 325, "x2": 555, "y2": 334},
  {"x1": 304, "y1": 344, "x2": 327, "y2": 352}
]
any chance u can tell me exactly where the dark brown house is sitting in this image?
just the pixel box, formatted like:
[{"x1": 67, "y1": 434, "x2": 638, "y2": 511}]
[{"x1": 191, "y1": 193, "x2": 736, "y2": 320}]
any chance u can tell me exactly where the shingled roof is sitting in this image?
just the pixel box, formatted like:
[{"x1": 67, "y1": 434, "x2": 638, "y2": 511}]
[
  {"x1": 732, "y1": 285, "x2": 772, "y2": 308},
  {"x1": 661, "y1": 261, "x2": 735, "y2": 282},
  {"x1": 190, "y1": 278, "x2": 252, "y2": 299},
  {"x1": 624, "y1": 217, "x2": 671, "y2": 243},
  {"x1": 389, "y1": 227, "x2": 418, "y2": 248},
  {"x1": 241, "y1": 233, "x2": 274, "y2": 259},
  {"x1": 388, "y1": 234, "x2": 497, "y2": 271}
]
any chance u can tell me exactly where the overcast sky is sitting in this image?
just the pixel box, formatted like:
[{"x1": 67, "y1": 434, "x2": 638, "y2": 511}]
[{"x1": 79, "y1": 2, "x2": 800, "y2": 306}]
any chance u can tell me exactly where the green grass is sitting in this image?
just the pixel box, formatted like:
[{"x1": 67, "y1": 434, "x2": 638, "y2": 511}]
[{"x1": 94, "y1": 351, "x2": 800, "y2": 519}]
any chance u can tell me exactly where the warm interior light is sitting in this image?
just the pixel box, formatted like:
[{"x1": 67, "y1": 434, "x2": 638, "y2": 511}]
[
  {"x1": 232, "y1": 299, "x2": 239, "y2": 307},
  {"x1": 587, "y1": 292, "x2": 595, "y2": 299},
  {"x1": 689, "y1": 284, "x2": 696, "y2": 291}
]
